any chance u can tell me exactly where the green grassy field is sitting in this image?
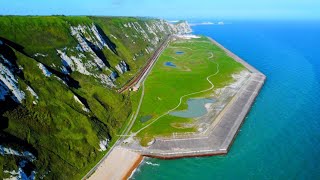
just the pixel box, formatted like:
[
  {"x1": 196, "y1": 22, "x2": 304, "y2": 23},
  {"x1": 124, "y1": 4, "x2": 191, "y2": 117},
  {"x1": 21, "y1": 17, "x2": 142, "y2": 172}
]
[{"x1": 130, "y1": 36, "x2": 246, "y2": 145}]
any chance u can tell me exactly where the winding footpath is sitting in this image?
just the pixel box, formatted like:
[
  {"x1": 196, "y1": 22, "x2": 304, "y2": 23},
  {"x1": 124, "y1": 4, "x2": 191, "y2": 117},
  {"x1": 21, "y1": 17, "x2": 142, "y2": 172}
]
[
  {"x1": 126, "y1": 38, "x2": 266, "y2": 159},
  {"x1": 84, "y1": 36, "x2": 266, "y2": 179},
  {"x1": 168, "y1": 46, "x2": 194, "y2": 51},
  {"x1": 133, "y1": 52, "x2": 219, "y2": 135}
]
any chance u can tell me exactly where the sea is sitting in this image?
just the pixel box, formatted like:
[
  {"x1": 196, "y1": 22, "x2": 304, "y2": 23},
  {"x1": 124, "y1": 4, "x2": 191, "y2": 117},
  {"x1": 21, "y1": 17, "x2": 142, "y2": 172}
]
[{"x1": 131, "y1": 20, "x2": 320, "y2": 179}]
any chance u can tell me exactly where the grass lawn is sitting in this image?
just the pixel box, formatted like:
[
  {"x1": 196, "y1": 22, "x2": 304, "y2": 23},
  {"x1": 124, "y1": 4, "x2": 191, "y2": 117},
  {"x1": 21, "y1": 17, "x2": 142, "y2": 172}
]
[{"x1": 130, "y1": 36, "x2": 246, "y2": 145}]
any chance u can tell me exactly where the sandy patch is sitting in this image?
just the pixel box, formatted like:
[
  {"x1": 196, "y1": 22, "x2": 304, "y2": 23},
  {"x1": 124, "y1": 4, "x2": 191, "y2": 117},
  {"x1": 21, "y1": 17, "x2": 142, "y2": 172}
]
[{"x1": 88, "y1": 147, "x2": 142, "y2": 180}]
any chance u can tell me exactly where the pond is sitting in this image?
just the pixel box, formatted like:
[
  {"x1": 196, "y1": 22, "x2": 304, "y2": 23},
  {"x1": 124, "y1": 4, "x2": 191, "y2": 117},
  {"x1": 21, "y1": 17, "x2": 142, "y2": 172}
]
[
  {"x1": 164, "y1": 61, "x2": 176, "y2": 67},
  {"x1": 175, "y1": 51, "x2": 184, "y2": 55},
  {"x1": 140, "y1": 115, "x2": 153, "y2": 123},
  {"x1": 170, "y1": 98, "x2": 215, "y2": 118}
]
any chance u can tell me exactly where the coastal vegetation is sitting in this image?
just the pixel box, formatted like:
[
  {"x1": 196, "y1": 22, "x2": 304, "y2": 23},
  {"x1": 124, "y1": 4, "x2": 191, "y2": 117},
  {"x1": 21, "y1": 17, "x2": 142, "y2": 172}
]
[{"x1": 130, "y1": 36, "x2": 245, "y2": 145}]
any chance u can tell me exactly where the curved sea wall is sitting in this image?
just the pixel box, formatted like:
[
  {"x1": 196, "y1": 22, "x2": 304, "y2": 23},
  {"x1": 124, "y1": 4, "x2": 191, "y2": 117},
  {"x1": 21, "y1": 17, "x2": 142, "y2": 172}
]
[{"x1": 85, "y1": 36, "x2": 266, "y2": 179}]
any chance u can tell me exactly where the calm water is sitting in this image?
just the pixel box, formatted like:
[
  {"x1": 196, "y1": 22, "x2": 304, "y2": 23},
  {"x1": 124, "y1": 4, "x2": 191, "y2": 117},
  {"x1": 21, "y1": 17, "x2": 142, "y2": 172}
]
[
  {"x1": 170, "y1": 98, "x2": 215, "y2": 118},
  {"x1": 164, "y1": 61, "x2": 176, "y2": 67},
  {"x1": 176, "y1": 51, "x2": 185, "y2": 55},
  {"x1": 132, "y1": 21, "x2": 320, "y2": 179}
]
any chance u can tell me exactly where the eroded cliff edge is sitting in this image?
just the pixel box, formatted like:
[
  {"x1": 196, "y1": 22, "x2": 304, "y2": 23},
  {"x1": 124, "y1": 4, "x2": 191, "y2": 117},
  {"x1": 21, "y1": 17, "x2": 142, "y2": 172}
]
[{"x1": 0, "y1": 16, "x2": 191, "y2": 179}]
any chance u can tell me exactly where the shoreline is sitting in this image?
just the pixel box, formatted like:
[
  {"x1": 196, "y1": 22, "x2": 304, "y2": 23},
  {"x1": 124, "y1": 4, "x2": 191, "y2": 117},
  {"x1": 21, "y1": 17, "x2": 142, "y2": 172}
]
[
  {"x1": 85, "y1": 36, "x2": 266, "y2": 179},
  {"x1": 124, "y1": 37, "x2": 265, "y2": 158},
  {"x1": 87, "y1": 147, "x2": 143, "y2": 180},
  {"x1": 123, "y1": 156, "x2": 144, "y2": 180}
]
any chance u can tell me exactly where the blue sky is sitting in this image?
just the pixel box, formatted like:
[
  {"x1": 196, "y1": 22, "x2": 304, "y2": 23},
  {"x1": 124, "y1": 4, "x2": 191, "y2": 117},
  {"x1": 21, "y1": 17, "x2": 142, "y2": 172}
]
[{"x1": 1, "y1": 0, "x2": 320, "y2": 20}]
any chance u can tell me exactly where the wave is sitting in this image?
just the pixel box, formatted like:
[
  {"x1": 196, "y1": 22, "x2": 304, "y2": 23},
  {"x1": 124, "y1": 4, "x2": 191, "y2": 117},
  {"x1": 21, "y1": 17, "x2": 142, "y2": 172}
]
[
  {"x1": 190, "y1": 21, "x2": 229, "y2": 26},
  {"x1": 145, "y1": 161, "x2": 160, "y2": 166}
]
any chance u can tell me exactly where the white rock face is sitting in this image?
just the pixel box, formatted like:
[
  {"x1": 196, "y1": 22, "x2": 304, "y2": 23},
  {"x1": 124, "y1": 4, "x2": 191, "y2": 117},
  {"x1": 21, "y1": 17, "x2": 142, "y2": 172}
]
[
  {"x1": 99, "y1": 138, "x2": 109, "y2": 151},
  {"x1": 71, "y1": 25, "x2": 92, "y2": 52},
  {"x1": 54, "y1": 76, "x2": 67, "y2": 85},
  {"x1": 0, "y1": 62, "x2": 25, "y2": 103},
  {"x1": 57, "y1": 49, "x2": 75, "y2": 71},
  {"x1": 115, "y1": 60, "x2": 129, "y2": 74},
  {"x1": 26, "y1": 86, "x2": 39, "y2": 104},
  {"x1": 57, "y1": 49, "x2": 92, "y2": 75},
  {"x1": 71, "y1": 56, "x2": 92, "y2": 75},
  {"x1": 95, "y1": 74, "x2": 115, "y2": 88},
  {"x1": 76, "y1": 44, "x2": 83, "y2": 52},
  {"x1": 73, "y1": 95, "x2": 90, "y2": 112},
  {"x1": 0, "y1": 145, "x2": 36, "y2": 162},
  {"x1": 38, "y1": 63, "x2": 52, "y2": 77},
  {"x1": 34, "y1": 53, "x2": 48, "y2": 57},
  {"x1": 70, "y1": 25, "x2": 107, "y2": 69},
  {"x1": 3, "y1": 169, "x2": 19, "y2": 179},
  {"x1": 173, "y1": 21, "x2": 192, "y2": 34},
  {"x1": 91, "y1": 24, "x2": 108, "y2": 50},
  {"x1": 110, "y1": 34, "x2": 117, "y2": 39},
  {"x1": 68, "y1": 24, "x2": 120, "y2": 87},
  {"x1": 55, "y1": 19, "x2": 191, "y2": 89},
  {"x1": 1, "y1": 145, "x2": 37, "y2": 180}
]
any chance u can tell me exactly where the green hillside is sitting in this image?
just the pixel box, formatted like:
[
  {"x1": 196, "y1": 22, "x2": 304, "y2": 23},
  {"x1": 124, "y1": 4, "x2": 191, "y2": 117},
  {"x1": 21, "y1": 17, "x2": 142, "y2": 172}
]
[{"x1": 0, "y1": 16, "x2": 186, "y2": 179}]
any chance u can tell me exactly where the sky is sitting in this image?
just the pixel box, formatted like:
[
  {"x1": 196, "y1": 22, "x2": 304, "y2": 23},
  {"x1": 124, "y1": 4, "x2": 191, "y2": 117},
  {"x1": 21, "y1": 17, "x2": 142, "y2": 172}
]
[{"x1": 1, "y1": 0, "x2": 320, "y2": 20}]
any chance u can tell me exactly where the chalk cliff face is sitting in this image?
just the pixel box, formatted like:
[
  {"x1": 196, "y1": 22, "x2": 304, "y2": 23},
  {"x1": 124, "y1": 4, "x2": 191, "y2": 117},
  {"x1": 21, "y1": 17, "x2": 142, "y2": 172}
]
[
  {"x1": 173, "y1": 21, "x2": 193, "y2": 34},
  {"x1": 0, "y1": 16, "x2": 191, "y2": 179}
]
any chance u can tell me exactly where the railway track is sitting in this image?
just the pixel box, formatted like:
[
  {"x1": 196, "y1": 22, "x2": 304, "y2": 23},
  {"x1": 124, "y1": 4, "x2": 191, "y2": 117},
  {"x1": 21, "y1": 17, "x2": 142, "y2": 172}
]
[
  {"x1": 118, "y1": 35, "x2": 171, "y2": 93},
  {"x1": 82, "y1": 35, "x2": 171, "y2": 180}
]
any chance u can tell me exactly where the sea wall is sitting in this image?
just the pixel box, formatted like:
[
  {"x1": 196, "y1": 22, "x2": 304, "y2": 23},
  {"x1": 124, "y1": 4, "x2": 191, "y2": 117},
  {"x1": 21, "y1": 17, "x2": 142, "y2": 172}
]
[
  {"x1": 84, "y1": 36, "x2": 266, "y2": 179},
  {"x1": 124, "y1": 37, "x2": 266, "y2": 158}
]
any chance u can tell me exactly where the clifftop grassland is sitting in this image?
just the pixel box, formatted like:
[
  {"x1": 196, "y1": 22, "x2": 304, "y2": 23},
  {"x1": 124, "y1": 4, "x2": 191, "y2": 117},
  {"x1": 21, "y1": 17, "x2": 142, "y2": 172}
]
[{"x1": 0, "y1": 16, "x2": 191, "y2": 179}]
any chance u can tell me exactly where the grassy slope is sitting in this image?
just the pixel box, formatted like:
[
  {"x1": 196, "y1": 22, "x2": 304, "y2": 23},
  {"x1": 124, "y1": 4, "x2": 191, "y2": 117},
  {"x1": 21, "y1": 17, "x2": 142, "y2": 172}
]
[
  {"x1": 0, "y1": 16, "x2": 169, "y2": 179},
  {"x1": 90, "y1": 16, "x2": 169, "y2": 86},
  {"x1": 130, "y1": 37, "x2": 245, "y2": 145}
]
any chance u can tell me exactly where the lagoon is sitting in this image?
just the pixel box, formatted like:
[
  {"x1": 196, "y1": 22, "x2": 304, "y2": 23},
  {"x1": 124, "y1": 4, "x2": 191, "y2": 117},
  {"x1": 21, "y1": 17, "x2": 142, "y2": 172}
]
[{"x1": 170, "y1": 98, "x2": 215, "y2": 118}]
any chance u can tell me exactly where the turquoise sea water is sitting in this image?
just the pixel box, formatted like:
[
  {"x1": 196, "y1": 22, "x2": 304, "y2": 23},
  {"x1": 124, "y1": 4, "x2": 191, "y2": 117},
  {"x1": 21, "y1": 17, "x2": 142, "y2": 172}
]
[{"x1": 132, "y1": 21, "x2": 320, "y2": 179}]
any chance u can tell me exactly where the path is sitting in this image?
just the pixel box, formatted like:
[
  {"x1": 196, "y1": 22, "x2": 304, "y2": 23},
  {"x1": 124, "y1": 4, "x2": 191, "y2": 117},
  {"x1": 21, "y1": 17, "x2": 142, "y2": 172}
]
[
  {"x1": 168, "y1": 46, "x2": 193, "y2": 51},
  {"x1": 124, "y1": 37, "x2": 266, "y2": 158},
  {"x1": 133, "y1": 52, "x2": 219, "y2": 136}
]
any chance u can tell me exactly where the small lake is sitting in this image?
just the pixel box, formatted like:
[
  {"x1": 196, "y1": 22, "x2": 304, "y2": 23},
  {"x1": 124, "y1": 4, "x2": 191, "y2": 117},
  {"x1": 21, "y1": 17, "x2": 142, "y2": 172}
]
[
  {"x1": 175, "y1": 51, "x2": 184, "y2": 55},
  {"x1": 140, "y1": 115, "x2": 152, "y2": 123},
  {"x1": 170, "y1": 98, "x2": 215, "y2": 118},
  {"x1": 164, "y1": 61, "x2": 176, "y2": 67}
]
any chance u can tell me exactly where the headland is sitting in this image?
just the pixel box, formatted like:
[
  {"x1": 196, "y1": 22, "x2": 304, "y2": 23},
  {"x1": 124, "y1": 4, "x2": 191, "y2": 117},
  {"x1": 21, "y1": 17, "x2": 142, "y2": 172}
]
[{"x1": 84, "y1": 35, "x2": 266, "y2": 179}]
